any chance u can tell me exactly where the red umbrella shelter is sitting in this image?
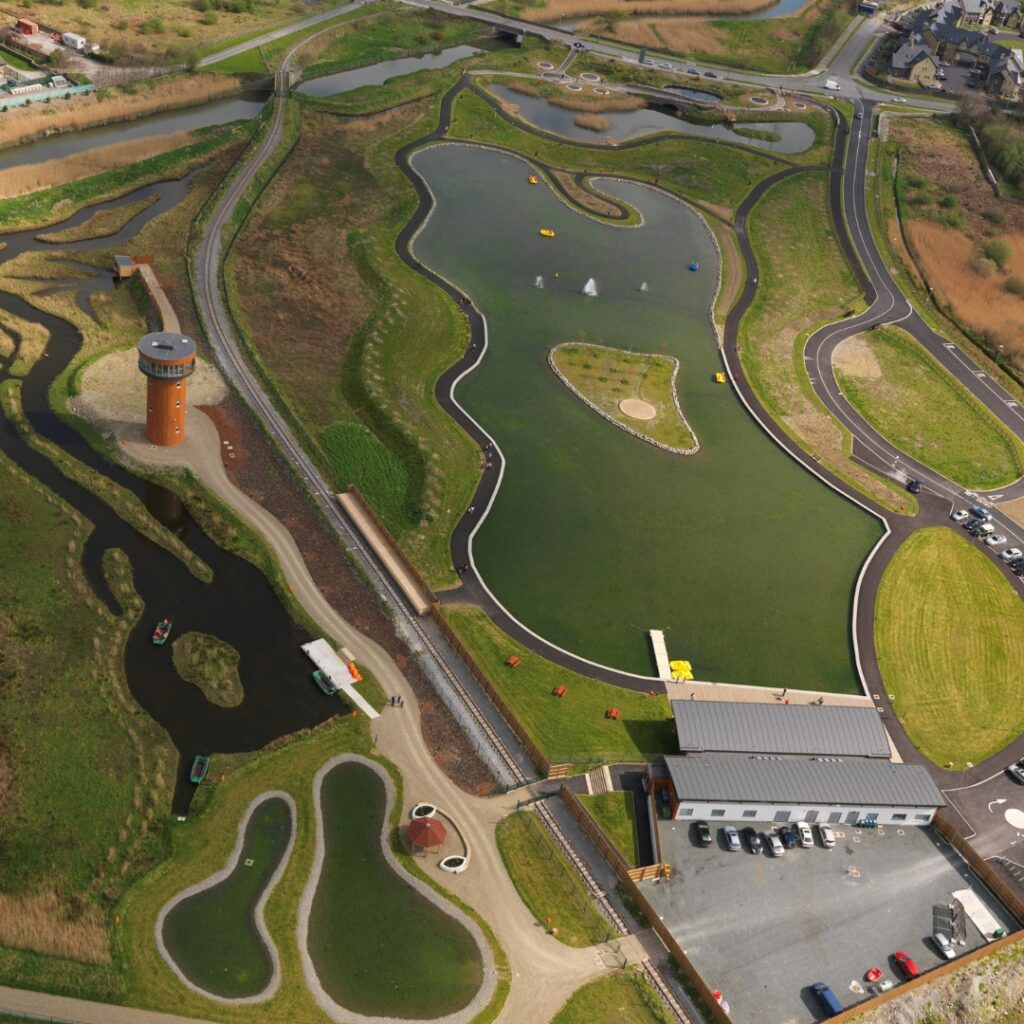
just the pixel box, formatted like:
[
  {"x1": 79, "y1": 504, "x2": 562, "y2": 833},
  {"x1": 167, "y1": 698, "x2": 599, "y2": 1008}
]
[{"x1": 407, "y1": 816, "x2": 447, "y2": 851}]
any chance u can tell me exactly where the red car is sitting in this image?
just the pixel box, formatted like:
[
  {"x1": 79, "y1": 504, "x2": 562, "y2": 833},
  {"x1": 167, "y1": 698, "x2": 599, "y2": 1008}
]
[{"x1": 893, "y1": 951, "x2": 920, "y2": 980}]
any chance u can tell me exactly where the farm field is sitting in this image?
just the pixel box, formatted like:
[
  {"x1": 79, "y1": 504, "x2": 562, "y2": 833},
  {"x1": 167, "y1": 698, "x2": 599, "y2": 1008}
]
[{"x1": 875, "y1": 527, "x2": 1024, "y2": 768}]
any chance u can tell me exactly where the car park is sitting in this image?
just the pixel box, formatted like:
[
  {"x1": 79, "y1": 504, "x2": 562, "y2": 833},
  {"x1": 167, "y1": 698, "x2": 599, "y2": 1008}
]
[
  {"x1": 811, "y1": 982, "x2": 843, "y2": 1017},
  {"x1": 743, "y1": 826, "x2": 763, "y2": 854},
  {"x1": 695, "y1": 820, "x2": 713, "y2": 846},
  {"x1": 951, "y1": 509, "x2": 969, "y2": 522},
  {"x1": 969, "y1": 506, "x2": 993, "y2": 521},
  {"x1": 723, "y1": 825, "x2": 741, "y2": 852},
  {"x1": 1007, "y1": 759, "x2": 1024, "y2": 783},
  {"x1": 797, "y1": 822, "x2": 814, "y2": 848},
  {"x1": 766, "y1": 832, "x2": 785, "y2": 857},
  {"x1": 778, "y1": 824, "x2": 798, "y2": 849},
  {"x1": 893, "y1": 951, "x2": 920, "y2": 980},
  {"x1": 932, "y1": 932, "x2": 956, "y2": 959},
  {"x1": 985, "y1": 534, "x2": 1008, "y2": 547},
  {"x1": 907, "y1": 479, "x2": 922, "y2": 494},
  {"x1": 1000, "y1": 547, "x2": 1022, "y2": 561},
  {"x1": 818, "y1": 823, "x2": 836, "y2": 847}
]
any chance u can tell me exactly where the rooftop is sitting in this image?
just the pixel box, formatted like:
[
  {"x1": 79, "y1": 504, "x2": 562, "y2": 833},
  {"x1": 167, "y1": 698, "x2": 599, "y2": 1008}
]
[
  {"x1": 665, "y1": 754, "x2": 947, "y2": 809},
  {"x1": 137, "y1": 331, "x2": 196, "y2": 363},
  {"x1": 671, "y1": 700, "x2": 892, "y2": 758}
]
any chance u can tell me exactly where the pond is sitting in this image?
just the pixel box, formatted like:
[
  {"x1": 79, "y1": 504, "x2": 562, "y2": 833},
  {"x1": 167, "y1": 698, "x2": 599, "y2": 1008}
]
[
  {"x1": 489, "y1": 84, "x2": 815, "y2": 153},
  {"x1": 159, "y1": 794, "x2": 294, "y2": 1000},
  {"x1": 410, "y1": 144, "x2": 881, "y2": 690},
  {"x1": 297, "y1": 44, "x2": 484, "y2": 97},
  {"x1": 301, "y1": 757, "x2": 487, "y2": 1019}
]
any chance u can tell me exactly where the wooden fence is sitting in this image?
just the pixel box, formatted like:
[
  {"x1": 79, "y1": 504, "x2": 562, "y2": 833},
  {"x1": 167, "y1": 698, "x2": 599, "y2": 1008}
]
[
  {"x1": 560, "y1": 786, "x2": 733, "y2": 1024},
  {"x1": 431, "y1": 606, "x2": 559, "y2": 778}
]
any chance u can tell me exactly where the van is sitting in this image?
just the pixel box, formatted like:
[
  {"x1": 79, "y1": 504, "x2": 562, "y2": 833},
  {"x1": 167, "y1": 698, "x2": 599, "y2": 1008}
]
[
  {"x1": 811, "y1": 982, "x2": 843, "y2": 1017},
  {"x1": 825, "y1": 79, "x2": 841, "y2": 91},
  {"x1": 977, "y1": 523, "x2": 996, "y2": 536}
]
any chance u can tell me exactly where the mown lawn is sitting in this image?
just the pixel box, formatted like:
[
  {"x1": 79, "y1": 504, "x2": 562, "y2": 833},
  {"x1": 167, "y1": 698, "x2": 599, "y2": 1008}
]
[
  {"x1": 580, "y1": 793, "x2": 640, "y2": 867},
  {"x1": 443, "y1": 604, "x2": 675, "y2": 766},
  {"x1": 835, "y1": 327, "x2": 1024, "y2": 490},
  {"x1": 876, "y1": 527, "x2": 1024, "y2": 767},
  {"x1": 551, "y1": 971, "x2": 670, "y2": 1024},
  {"x1": 494, "y1": 811, "x2": 613, "y2": 947}
]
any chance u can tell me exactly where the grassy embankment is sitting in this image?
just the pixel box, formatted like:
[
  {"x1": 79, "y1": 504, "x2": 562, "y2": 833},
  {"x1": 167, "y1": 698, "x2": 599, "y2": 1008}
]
[
  {"x1": 444, "y1": 604, "x2": 675, "y2": 766},
  {"x1": 34, "y1": 195, "x2": 160, "y2": 244},
  {"x1": 835, "y1": 328, "x2": 1024, "y2": 490},
  {"x1": 551, "y1": 343, "x2": 697, "y2": 452},
  {"x1": 552, "y1": 972, "x2": 671, "y2": 1024},
  {"x1": 740, "y1": 171, "x2": 913, "y2": 514},
  {"x1": 171, "y1": 632, "x2": 244, "y2": 707},
  {"x1": 0, "y1": 451, "x2": 175, "y2": 998},
  {"x1": 875, "y1": 527, "x2": 1024, "y2": 768},
  {"x1": 494, "y1": 811, "x2": 614, "y2": 946},
  {"x1": 122, "y1": 722, "x2": 509, "y2": 1022},
  {"x1": 579, "y1": 793, "x2": 640, "y2": 867}
]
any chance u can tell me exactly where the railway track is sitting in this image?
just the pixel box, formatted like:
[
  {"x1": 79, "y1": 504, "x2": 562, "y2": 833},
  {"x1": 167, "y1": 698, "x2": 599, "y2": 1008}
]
[{"x1": 193, "y1": 44, "x2": 695, "y2": 1022}]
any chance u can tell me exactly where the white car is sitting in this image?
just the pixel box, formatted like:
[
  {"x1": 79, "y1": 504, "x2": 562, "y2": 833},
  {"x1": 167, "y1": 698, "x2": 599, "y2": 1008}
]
[
  {"x1": 932, "y1": 932, "x2": 956, "y2": 960},
  {"x1": 985, "y1": 534, "x2": 1008, "y2": 547},
  {"x1": 1000, "y1": 548, "x2": 1023, "y2": 561},
  {"x1": 951, "y1": 509, "x2": 970, "y2": 522},
  {"x1": 818, "y1": 823, "x2": 836, "y2": 847},
  {"x1": 797, "y1": 822, "x2": 814, "y2": 848}
]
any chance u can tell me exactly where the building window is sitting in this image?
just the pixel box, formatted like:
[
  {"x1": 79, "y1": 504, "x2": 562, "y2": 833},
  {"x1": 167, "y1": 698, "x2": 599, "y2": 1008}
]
[
  {"x1": 773, "y1": 810, "x2": 792, "y2": 822},
  {"x1": 828, "y1": 812, "x2": 842, "y2": 823},
  {"x1": 893, "y1": 814, "x2": 907, "y2": 821},
  {"x1": 710, "y1": 809, "x2": 726, "y2": 817},
  {"x1": 176, "y1": 380, "x2": 182, "y2": 389},
  {"x1": 742, "y1": 810, "x2": 757, "y2": 818},
  {"x1": 915, "y1": 813, "x2": 930, "y2": 822},
  {"x1": 678, "y1": 808, "x2": 694, "y2": 817}
]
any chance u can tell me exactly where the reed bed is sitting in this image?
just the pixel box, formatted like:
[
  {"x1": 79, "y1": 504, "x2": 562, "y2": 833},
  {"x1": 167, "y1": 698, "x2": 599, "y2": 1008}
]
[
  {"x1": 0, "y1": 891, "x2": 110, "y2": 965},
  {"x1": 522, "y1": 0, "x2": 774, "y2": 21},
  {"x1": 574, "y1": 112, "x2": 612, "y2": 131}
]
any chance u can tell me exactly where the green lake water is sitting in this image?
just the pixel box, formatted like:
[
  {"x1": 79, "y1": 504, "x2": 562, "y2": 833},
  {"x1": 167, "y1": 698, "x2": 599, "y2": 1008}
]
[
  {"x1": 411, "y1": 144, "x2": 882, "y2": 691},
  {"x1": 162, "y1": 795, "x2": 291, "y2": 998},
  {"x1": 307, "y1": 761, "x2": 483, "y2": 1017}
]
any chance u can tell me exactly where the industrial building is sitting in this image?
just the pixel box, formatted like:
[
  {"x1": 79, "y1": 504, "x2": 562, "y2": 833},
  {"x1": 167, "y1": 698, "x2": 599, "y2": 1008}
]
[
  {"x1": 660, "y1": 699, "x2": 946, "y2": 825},
  {"x1": 137, "y1": 332, "x2": 196, "y2": 446}
]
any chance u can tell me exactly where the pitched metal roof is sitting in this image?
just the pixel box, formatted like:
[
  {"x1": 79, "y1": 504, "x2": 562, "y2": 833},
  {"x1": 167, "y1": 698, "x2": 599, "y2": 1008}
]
[
  {"x1": 671, "y1": 701, "x2": 892, "y2": 758},
  {"x1": 665, "y1": 755, "x2": 947, "y2": 809}
]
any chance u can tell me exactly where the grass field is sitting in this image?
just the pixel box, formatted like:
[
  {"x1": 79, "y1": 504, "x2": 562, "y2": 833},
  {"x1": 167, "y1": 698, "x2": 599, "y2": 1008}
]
[
  {"x1": 443, "y1": 604, "x2": 675, "y2": 766},
  {"x1": 579, "y1": 793, "x2": 640, "y2": 867},
  {"x1": 0, "y1": 452, "x2": 174, "y2": 973},
  {"x1": 551, "y1": 343, "x2": 697, "y2": 452},
  {"x1": 494, "y1": 811, "x2": 614, "y2": 946},
  {"x1": 551, "y1": 971, "x2": 670, "y2": 1024},
  {"x1": 875, "y1": 527, "x2": 1024, "y2": 768},
  {"x1": 740, "y1": 171, "x2": 911, "y2": 513},
  {"x1": 171, "y1": 631, "x2": 244, "y2": 708},
  {"x1": 834, "y1": 328, "x2": 1024, "y2": 490}
]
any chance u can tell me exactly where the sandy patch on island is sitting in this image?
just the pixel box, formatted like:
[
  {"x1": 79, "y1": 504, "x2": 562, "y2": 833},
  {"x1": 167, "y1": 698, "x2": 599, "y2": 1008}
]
[{"x1": 618, "y1": 397, "x2": 657, "y2": 420}]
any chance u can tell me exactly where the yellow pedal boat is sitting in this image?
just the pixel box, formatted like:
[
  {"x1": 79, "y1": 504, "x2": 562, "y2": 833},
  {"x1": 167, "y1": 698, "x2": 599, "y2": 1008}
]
[
  {"x1": 539, "y1": 228, "x2": 555, "y2": 238},
  {"x1": 528, "y1": 175, "x2": 539, "y2": 184}
]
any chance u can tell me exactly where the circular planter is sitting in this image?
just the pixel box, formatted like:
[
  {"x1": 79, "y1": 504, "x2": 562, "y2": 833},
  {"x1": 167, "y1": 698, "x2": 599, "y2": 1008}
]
[
  {"x1": 411, "y1": 802, "x2": 437, "y2": 819},
  {"x1": 440, "y1": 855, "x2": 470, "y2": 874}
]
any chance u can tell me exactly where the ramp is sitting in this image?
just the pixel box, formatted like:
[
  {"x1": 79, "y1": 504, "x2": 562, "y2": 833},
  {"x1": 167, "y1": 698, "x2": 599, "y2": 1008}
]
[{"x1": 301, "y1": 639, "x2": 379, "y2": 719}]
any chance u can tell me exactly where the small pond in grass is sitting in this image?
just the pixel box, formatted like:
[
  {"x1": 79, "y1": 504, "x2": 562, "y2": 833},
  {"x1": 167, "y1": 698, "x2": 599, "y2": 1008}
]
[
  {"x1": 161, "y1": 795, "x2": 292, "y2": 998},
  {"x1": 489, "y1": 84, "x2": 815, "y2": 153},
  {"x1": 306, "y1": 761, "x2": 483, "y2": 1018}
]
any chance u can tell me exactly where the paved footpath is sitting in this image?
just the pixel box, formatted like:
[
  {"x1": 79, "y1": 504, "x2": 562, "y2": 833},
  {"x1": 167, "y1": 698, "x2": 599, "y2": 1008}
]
[{"x1": 0, "y1": 985, "x2": 219, "y2": 1024}]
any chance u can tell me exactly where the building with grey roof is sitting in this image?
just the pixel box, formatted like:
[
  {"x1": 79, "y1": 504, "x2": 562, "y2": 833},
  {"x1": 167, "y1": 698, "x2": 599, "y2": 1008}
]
[
  {"x1": 671, "y1": 701, "x2": 892, "y2": 758},
  {"x1": 664, "y1": 754, "x2": 946, "y2": 826}
]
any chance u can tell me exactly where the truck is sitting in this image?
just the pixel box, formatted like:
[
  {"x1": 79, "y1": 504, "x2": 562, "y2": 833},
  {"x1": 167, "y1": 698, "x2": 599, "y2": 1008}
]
[
  {"x1": 824, "y1": 79, "x2": 840, "y2": 91},
  {"x1": 62, "y1": 31, "x2": 86, "y2": 51}
]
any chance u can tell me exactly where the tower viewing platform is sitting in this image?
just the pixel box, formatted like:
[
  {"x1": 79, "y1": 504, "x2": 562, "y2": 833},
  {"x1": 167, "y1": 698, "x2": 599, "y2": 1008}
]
[{"x1": 137, "y1": 331, "x2": 196, "y2": 446}]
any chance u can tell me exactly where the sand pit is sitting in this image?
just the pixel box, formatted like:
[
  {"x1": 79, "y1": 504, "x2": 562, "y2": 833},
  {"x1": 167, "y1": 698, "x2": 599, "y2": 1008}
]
[
  {"x1": 73, "y1": 347, "x2": 227, "y2": 430},
  {"x1": 618, "y1": 398, "x2": 657, "y2": 420}
]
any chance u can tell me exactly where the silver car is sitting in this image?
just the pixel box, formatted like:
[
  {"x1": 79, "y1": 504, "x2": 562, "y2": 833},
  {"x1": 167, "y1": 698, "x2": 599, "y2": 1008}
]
[
  {"x1": 797, "y1": 821, "x2": 814, "y2": 848},
  {"x1": 723, "y1": 825, "x2": 741, "y2": 852},
  {"x1": 766, "y1": 832, "x2": 785, "y2": 857},
  {"x1": 818, "y1": 823, "x2": 836, "y2": 847},
  {"x1": 932, "y1": 932, "x2": 956, "y2": 959}
]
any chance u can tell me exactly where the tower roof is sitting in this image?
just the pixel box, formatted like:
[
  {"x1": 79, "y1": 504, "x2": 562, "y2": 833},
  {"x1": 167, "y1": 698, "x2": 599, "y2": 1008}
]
[{"x1": 137, "y1": 332, "x2": 196, "y2": 364}]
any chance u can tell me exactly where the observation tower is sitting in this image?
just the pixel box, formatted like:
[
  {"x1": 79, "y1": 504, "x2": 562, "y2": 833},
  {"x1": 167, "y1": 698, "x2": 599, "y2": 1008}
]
[{"x1": 137, "y1": 331, "x2": 196, "y2": 446}]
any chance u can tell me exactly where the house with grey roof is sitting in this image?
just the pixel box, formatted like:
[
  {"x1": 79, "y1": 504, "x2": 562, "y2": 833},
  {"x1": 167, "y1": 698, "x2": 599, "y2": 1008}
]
[{"x1": 890, "y1": 34, "x2": 940, "y2": 83}]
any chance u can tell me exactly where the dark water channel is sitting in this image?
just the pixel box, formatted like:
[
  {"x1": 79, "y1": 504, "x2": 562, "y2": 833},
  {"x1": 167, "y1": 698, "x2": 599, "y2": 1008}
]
[{"x1": 0, "y1": 180, "x2": 345, "y2": 815}]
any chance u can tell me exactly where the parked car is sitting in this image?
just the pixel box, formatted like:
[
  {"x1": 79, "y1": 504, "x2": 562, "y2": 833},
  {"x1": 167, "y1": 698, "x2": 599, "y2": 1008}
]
[
  {"x1": 976, "y1": 523, "x2": 996, "y2": 537},
  {"x1": 742, "y1": 826, "x2": 763, "y2": 854},
  {"x1": 818, "y1": 823, "x2": 836, "y2": 847},
  {"x1": 951, "y1": 509, "x2": 970, "y2": 522},
  {"x1": 1014, "y1": 561, "x2": 1024, "y2": 576},
  {"x1": 703, "y1": 70, "x2": 719, "y2": 78},
  {"x1": 694, "y1": 820, "x2": 713, "y2": 846},
  {"x1": 969, "y1": 506, "x2": 993, "y2": 521},
  {"x1": 907, "y1": 479, "x2": 922, "y2": 494},
  {"x1": 893, "y1": 951, "x2": 920, "y2": 980},
  {"x1": 778, "y1": 824, "x2": 798, "y2": 848},
  {"x1": 766, "y1": 832, "x2": 785, "y2": 857},
  {"x1": 1000, "y1": 547, "x2": 1023, "y2": 561},
  {"x1": 723, "y1": 825, "x2": 741, "y2": 852},
  {"x1": 985, "y1": 534, "x2": 1008, "y2": 547},
  {"x1": 797, "y1": 821, "x2": 814, "y2": 848},
  {"x1": 687, "y1": 67, "x2": 701, "y2": 75},
  {"x1": 658, "y1": 61, "x2": 673, "y2": 69},
  {"x1": 932, "y1": 932, "x2": 956, "y2": 959},
  {"x1": 811, "y1": 982, "x2": 843, "y2": 1018},
  {"x1": 1007, "y1": 759, "x2": 1024, "y2": 784}
]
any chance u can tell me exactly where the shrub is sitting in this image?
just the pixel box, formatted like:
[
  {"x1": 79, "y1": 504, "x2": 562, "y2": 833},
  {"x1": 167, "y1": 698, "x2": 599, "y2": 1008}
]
[
  {"x1": 984, "y1": 239, "x2": 1011, "y2": 269},
  {"x1": 139, "y1": 16, "x2": 165, "y2": 32},
  {"x1": 201, "y1": 9, "x2": 218, "y2": 24},
  {"x1": 1004, "y1": 277, "x2": 1024, "y2": 296},
  {"x1": 973, "y1": 255, "x2": 998, "y2": 278},
  {"x1": 940, "y1": 194, "x2": 957, "y2": 208},
  {"x1": 905, "y1": 173, "x2": 926, "y2": 188},
  {"x1": 983, "y1": 207, "x2": 1006, "y2": 224}
]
